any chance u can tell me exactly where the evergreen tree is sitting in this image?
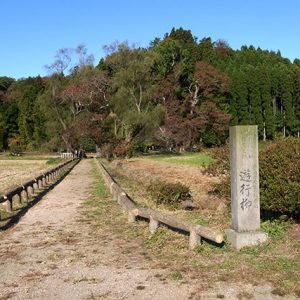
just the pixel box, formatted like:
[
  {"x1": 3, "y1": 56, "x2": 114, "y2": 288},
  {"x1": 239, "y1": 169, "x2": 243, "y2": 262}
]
[
  {"x1": 231, "y1": 69, "x2": 249, "y2": 124},
  {"x1": 259, "y1": 67, "x2": 275, "y2": 140},
  {"x1": 246, "y1": 65, "x2": 264, "y2": 138},
  {"x1": 0, "y1": 112, "x2": 7, "y2": 150},
  {"x1": 279, "y1": 65, "x2": 295, "y2": 136},
  {"x1": 197, "y1": 37, "x2": 215, "y2": 63},
  {"x1": 292, "y1": 64, "x2": 300, "y2": 136}
]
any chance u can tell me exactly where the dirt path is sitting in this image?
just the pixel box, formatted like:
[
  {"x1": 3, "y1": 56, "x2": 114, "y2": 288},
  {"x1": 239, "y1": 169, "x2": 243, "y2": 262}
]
[
  {"x1": 0, "y1": 159, "x2": 196, "y2": 300},
  {"x1": 0, "y1": 160, "x2": 298, "y2": 300}
]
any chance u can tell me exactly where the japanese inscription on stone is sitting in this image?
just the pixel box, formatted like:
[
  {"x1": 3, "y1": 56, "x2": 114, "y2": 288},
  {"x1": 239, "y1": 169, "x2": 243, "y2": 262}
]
[{"x1": 230, "y1": 126, "x2": 260, "y2": 232}]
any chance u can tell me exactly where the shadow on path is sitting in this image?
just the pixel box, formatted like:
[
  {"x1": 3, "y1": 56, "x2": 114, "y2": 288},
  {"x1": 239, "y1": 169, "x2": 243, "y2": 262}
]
[{"x1": 0, "y1": 160, "x2": 80, "y2": 231}]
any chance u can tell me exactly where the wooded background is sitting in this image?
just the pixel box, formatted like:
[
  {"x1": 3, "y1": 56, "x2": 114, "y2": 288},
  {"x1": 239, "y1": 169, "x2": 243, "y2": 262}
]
[{"x1": 1, "y1": 27, "x2": 300, "y2": 156}]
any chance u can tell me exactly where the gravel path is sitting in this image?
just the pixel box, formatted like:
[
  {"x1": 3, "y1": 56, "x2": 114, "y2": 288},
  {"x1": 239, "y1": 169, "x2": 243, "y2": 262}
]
[{"x1": 0, "y1": 159, "x2": 298, "y2": 300}]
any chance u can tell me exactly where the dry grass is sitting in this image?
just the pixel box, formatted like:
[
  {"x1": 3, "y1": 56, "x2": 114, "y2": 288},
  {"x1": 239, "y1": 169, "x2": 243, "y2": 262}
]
[
  {"x1": 0, "y1": 159, "x2": 58, "y2": 195},
  {"x1": 0, "y1": 292, "x2": 17, "y2": 300},
  {"x1": 91, "y1": 158, "x2": 300, "y2": 297}
]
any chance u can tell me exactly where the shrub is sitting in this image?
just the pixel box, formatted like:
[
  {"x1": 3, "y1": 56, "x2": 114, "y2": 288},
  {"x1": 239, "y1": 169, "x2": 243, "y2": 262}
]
[
  {"x1": 113, "y1": 140, "x2": 130, "y2": 158},
  {"x1": 259, "y1": 137, "x2": 300, "y2": 218},
  {"x1": 210, "y1": 137, "x2": 300, "y2": 220},
  {"x1": 101, "y1": 143, "x2": 114, "y2": 160},
  {"x1": 204, "y1": 143, "x2": 230, "y2": 176},
  {"x1": 8, "y1": 134, "x2": 25, "y2": 154},
  {"x1": 147, "y1": 180, "x2": 191, "y2": 208}
]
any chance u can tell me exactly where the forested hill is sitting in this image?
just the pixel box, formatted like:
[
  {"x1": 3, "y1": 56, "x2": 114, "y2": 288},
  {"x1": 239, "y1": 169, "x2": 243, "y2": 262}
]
[{"x1": 1, "y1": 27, "x2": 300, "y2": 155}]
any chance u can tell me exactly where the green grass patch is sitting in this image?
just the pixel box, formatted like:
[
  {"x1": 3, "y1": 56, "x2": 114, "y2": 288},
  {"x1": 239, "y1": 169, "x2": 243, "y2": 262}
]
[
  {"x1": 166, "y1": 272, "x2": 183, "y2": 280},
  {"x1": 141, "y1": 153, "x2": 216, "y2": 167},
  {"x1": 46, "y1": 157, "x2": 63, "y2": 164},
  {"x1": 260, "y1": 219, "x2": 289, "y2": 240}
]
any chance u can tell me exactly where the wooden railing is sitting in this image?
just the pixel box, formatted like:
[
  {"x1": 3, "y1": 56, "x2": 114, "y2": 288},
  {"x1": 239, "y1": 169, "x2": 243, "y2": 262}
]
[
  {"x1": 60, "y1": 152, "x2": 75, "y2": 158},
  {"x1": 94, "y1": 158, "x2": 223, "y2": 249},
  {"x1": 0, "y1": 158, "x2": 79, "y2": 219}
]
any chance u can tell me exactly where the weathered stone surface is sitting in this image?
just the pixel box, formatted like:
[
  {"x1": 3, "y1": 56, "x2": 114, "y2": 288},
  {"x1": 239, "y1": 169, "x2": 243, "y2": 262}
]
[
  {"x1": 226, "y1": 126, "x2": 268, "y2": 249},
  {"x1": 225, "y1": 229, "x2": 268, "y2": 250},
  {"x1": 230, "y1": 125, "x2": 260, "y2": 232}
]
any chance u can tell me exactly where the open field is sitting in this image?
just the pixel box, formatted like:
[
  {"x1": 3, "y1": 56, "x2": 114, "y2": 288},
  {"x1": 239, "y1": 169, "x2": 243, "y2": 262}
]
[
  {"x1": 0, "y1": 154, "x2": 299, "y2": 298},
  {"x1": 0, "y1": 159, "x2": 299, "y2": 299},
  {"x1": 103, "y1": 154, "x2": 300, "y2": 297},
  {"x1": 0, "y1": 156, "x2": 62, "y2": 195},
  {"x1": 140, "y1": 152, "x2": 216, "y2": 166}
]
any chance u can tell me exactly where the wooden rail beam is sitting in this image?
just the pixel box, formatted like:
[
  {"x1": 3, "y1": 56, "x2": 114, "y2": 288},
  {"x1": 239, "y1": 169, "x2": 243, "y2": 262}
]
[
  {"x1": 94, "y1": 158, "x2": 224, "y2": 248},
  {"x1": 0, "y1": 158, "x2": 78, "y2": 219}
]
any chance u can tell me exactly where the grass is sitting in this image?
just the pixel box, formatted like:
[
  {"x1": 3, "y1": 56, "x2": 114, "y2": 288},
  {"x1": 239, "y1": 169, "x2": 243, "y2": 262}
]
[
  {"x1": 166, "y1": 272, "x2": 183, "y2": 280},
  {"x1": 97, "y1": 157, "x2": 300, "y2": 297},
  {"x1": 0, "y1": 153, "x2": 52, "y2": 160},
  {"x1": 46, "y1": 157, "x2": 63, "y2": 164},
  {"x1": 0, "y1": 153, "x2": 68, "y2": 164},
  {"x1": 141, "y1": 152, "x2": 216, "y2": 167}
]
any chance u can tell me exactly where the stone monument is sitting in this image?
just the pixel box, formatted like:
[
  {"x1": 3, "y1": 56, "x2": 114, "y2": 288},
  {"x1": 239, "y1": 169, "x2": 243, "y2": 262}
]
[{"x1": 225, "y1": 125, "x2": 268, "y2": 249}]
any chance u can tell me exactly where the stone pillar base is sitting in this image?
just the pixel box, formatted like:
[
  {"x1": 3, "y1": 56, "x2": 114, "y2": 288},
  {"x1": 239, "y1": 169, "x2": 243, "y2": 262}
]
[{"x1": 225, "y1": 229, "x2": 268, "y2": 250}]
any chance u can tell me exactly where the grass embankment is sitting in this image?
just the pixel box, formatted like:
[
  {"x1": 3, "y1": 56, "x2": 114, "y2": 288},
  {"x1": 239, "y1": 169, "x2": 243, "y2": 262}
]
[
  {"x1": 141, "y1": 152, "x2": 216, "y2": 166},
  {"x1": 88, "y1": 156, "x2": 300, "y2": 297}
]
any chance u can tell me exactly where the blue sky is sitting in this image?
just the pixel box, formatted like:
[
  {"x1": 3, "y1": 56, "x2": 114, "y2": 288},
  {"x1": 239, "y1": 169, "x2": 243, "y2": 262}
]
[{"x1": 1, "y1": 0, "x2": 300, "y2": 79}]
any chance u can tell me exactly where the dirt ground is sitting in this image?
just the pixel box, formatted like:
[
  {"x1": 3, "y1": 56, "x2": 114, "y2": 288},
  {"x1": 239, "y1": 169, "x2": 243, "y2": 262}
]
[{"x1": 0, "y1": 159, "x2": 299, "y2": 299}]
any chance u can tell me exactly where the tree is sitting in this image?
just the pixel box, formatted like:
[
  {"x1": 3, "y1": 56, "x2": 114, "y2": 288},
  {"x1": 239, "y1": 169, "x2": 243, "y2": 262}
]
[
  {"x1": 107, "y1": 44, "x2": 164, "y2": 142},
  {"x1": 187, "y1": 61, "x2": 231, "y2": 113},
  {"x1": 0, "y1": 112, "x2": 7, "y2": 150},
  {"x1": 152, "y1": 38, "x2": 185, "y2": 77},
  {"x1": 246, "y1": 66, "x2": 264, "y2": 138},
  {"x1": 293, "y1": 64, "x2": 300, "y2": 136},
  {"x1": 199, "y1": 101, "x2": 231, "y2": 146},
  {"x1": 148, "y1": 37, "x2": 161, "y2": 49},
  {"x1": 17, "y1": 79, "x2": 46, "y2": 148},
  {"x1": 197, "y1": 37, "x2": 215, "y2": 63},
  {"x1": 169, "y1": 27, "x2": 195, "y2": 45},
  {"x1": 45, "y1": 48, "x2": 73, "y2": 76},
  {"x1": 0, "y1": 77, "x2": 15, "y2": 91},
  {"x1": 58, "y1": 69, "x2": 112, "y2": 150},
  {"x1": 230, "y1": 69, "x2": 249, "y2": 125},
  {"x1": 259, "y1": 67, "x2": 275, "y2": 140},
  {"x1": 45, "y1": 44, "x2": 94, "y2": 76},
  {"x1": 279, "y1": 65, "x2": 295, "y2": 136},
  {"x1": 214, "y1": 39, "x2": 231, "y2": 57}
]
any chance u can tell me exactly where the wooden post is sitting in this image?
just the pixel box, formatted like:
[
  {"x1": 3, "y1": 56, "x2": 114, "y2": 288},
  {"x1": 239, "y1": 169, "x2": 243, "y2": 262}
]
[
  {"x1": 149, "y1": 216, "x2": 159, "y2": 234},
  {"x1": 118, "y1": 192, "x2": 126, "y2": 205},
  {"x1": 33, "y1": 181, "x2": 38, "y2": 191},
  {"x1": 128, "y1": 211, "x2": 136, "y2": 223},
  {"x1": 189, "y1": 229, "x2": 201, "y2": 250},
  {"x1": 38, "y1": 179, "x2": 43, "y2": 189},
  {"x1": 27, "y1": 185, "x2": 34, "y2": 197},
  {"x1": 21, "y1": 189, "x2": 28, "y2": 202},
  {"x1": 6, "y1": 197, "x2": 12, "y2": 212},
  {"x1": 14, "y1": 194, "x2": 22, "y2": 205}
]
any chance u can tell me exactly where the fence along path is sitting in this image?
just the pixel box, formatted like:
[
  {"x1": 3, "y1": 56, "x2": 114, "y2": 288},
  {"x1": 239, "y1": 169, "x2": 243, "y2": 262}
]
[
  {"x1": 0, "y1": 158, "x2": 78, "y2": 220},
  {"x1": 94, "y1": 158, "x2": 223, "y2": 249},
  {"x1": 0, "y1": 159, "x2": 208, "y2": 300}
]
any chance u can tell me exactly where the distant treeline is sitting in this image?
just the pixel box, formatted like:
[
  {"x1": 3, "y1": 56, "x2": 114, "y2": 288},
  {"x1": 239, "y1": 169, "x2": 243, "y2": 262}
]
[{"x1": 1, "y1": 27, "x2": 300, "y2": 155}]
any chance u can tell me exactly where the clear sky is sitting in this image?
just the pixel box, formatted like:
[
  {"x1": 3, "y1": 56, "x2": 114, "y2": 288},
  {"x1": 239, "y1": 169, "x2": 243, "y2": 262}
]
[{"x1": 1, "y1": 0, "x2": 300, "y2": 80}]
